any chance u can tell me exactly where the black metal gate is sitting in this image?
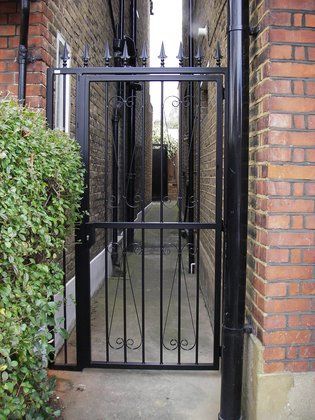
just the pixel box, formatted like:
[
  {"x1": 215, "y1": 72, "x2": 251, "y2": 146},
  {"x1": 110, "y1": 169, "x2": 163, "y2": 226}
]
[{"x1": 47, "y1": 46, "x2": 226, "y2": 371}]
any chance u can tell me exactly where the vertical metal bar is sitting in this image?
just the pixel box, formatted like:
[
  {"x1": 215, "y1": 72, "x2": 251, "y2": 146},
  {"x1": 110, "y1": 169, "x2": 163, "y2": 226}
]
[
  {"x1": 75, "y1": 76, "x2": 91, "y2": 369},
  {"x1": 187, "y1": 0, "x2": 195, "y2": 269},
  {"x1": 159, "y1": 81, "x2": 164, "y2": 364},
  {"x1": 177, "y1": 228, "x2": 181, "y2": 364},
  {"x1": 62, "y1": 70, "x2": 68, "y2": 364},
  {"x1": 62, "y1": 71, "x2": 67, "y2": 131},
  {"x1": 46, "y1": 69, "x2": 54, "y2": 129},
  {"x1": 178, "y1": 81, "x2": 184, "y2": 364},
  {"x1": 188, "y1": 0, "x2": 194, "y2": 68},
  {"x1": 178, "y1": 83, "x2": 183, "y2": 223},
  {"x1": 195, "y1": 81, "x2": 201, "y2": 364},
  {"x1": 104, "y1": 82, "x2": 110, "y2": 362},
  {"x1": 213, "y1": 79, "x2": 223, "y2": 369},
  {"x1": 112, "y1": 107, "x2": 119, "y2": 264},
  {"x1": 46, "y1": 68, "x2": 55, "y2": 367},
  {"x1": 62, "y1": 249, "x2": 68, "y2": 364},
  {"x1": 141, "y1": 81, "x2": 146, "y2": 363},
  {"x1": 126, "y1": 83, "x2": 135, "y2": 246},
  {"x1": 219, "y1": 1, "x2": 249, "y2": 418},
  {"x1": 122, "y1": 81, "x2": 128, "y2": 363}
]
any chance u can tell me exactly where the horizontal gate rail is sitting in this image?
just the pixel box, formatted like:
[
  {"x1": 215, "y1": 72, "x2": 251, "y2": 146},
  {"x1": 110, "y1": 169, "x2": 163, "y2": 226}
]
[
  {"x1": 86, "y1": 222, "x2": 218, "y2": 230},
  {"x1": 49, "y1": 66, "x2": 227, "y2": 75},
  {"x1": 87, "y1": 362, "x2": 218, "y2": 370}
]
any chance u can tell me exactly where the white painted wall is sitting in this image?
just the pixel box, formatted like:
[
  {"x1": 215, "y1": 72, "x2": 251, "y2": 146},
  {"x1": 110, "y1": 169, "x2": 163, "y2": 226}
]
[{"x1": 54, "y1": 246, "x2": 113, "y2": 351}]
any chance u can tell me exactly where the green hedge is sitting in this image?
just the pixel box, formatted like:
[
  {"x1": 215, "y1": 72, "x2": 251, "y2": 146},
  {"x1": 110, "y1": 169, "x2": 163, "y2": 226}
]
[{"x1": 0, "y1": 98, "x2": 84, "y2": 418}]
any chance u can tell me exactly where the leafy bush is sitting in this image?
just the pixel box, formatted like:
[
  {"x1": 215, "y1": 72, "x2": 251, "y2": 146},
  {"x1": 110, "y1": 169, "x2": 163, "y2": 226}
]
[{"x1": 0, "y1": 98, "x2": 84, "y2": 418}]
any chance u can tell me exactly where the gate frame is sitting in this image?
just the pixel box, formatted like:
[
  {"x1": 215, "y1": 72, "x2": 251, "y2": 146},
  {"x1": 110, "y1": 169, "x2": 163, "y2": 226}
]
[{"x1": 48, "y1": 68, "x2": 226, "y2": 371}]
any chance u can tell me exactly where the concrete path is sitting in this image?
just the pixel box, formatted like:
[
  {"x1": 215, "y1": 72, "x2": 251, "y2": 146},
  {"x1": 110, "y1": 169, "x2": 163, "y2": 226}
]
[{"x1": 52, "y1": 368, "x2": 221, "y2": 419}]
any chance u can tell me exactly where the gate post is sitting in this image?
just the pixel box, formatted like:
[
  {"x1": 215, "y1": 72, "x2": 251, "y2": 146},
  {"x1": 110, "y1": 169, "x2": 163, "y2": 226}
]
[{"x1": 219, "y1": 1, "x2": 249, "y2": 419}]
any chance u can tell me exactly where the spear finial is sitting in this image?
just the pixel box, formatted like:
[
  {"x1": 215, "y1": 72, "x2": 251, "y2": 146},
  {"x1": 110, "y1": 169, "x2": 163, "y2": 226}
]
[
  {"x1": 82, "y1": 44, "x2": 89, "y2": 67},
  {"x1": 158, "y1": 42, "x2": 167, "y2": 67},
  {"x1": 140, "y1": 42, "x2": 149, "y2": 67},
  {"x1": 61, "y1": 43, "x2": 69, "y2": 68},
  {"x1": 104, "y1": 41, "x2": 111, "y2": 67},
  {"x1": 122, "y1": 40, "x2": 130, "y2": 67},
  {"x1": 176, "y1": 42, "x2": 185, "y2": 67},
  {"x1": 214, "y1": 41, "x2": 223, "y2": 67}
]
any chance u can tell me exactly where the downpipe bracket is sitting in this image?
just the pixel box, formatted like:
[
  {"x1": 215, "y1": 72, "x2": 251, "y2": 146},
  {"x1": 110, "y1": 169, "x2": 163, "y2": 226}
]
[
  {"x1": 221, "y1": 324, "x2": 253, "y2": 334},
  {"x1": 243, "y1": 323, "x2": 253, "y2": 334},
  {"x1": 249, "y1": 25, "x2": 260, "y2": 37}
]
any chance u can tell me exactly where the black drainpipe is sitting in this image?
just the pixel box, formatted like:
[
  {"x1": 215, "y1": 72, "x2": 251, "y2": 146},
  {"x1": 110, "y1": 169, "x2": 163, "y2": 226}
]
[
  {"x1": 131, "y1": 0, "x2": 137, "y2": 48},
  {"x1": 119, "y1": 0, "x2": 125, "y2": 40},
  {"x1": 107, "y1": 0, "x2": 117, "y2": 37},
  {"x1": 18, "y1": 0, "x2": 30, "y2": 104},
  {"x1": 219, "y1": 1, "x2": 249, "y2": 419}
]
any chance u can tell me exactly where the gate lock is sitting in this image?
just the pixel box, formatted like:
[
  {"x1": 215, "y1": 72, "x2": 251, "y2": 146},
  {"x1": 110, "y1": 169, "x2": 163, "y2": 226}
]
[{"x1": 78, "y1": 225, "x2": 96, "y2": 247}]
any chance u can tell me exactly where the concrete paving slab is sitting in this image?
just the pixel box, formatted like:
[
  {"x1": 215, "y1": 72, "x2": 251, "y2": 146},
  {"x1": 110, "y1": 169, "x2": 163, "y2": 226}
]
[{"x1": 52, "y1": 368, "x2": 221, "y2": 420}]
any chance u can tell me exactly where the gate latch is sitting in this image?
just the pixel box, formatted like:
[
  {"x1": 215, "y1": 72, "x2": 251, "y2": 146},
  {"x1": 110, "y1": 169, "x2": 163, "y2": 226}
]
[{"x1": 79, "y1": 226, "x2": 96, "y2": 247}]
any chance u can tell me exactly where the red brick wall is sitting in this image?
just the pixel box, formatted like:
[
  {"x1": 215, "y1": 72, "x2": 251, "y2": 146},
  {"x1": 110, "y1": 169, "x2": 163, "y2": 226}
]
[
  {"x1": 248, "y1": 0, "x2": 315, "y2": 373},
  {"x1": 0, "y1": 0, "x2": 50, "y2": 107},
  {"x1": 0, "y1": 0, "x2": 19, "y2": 97}
]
